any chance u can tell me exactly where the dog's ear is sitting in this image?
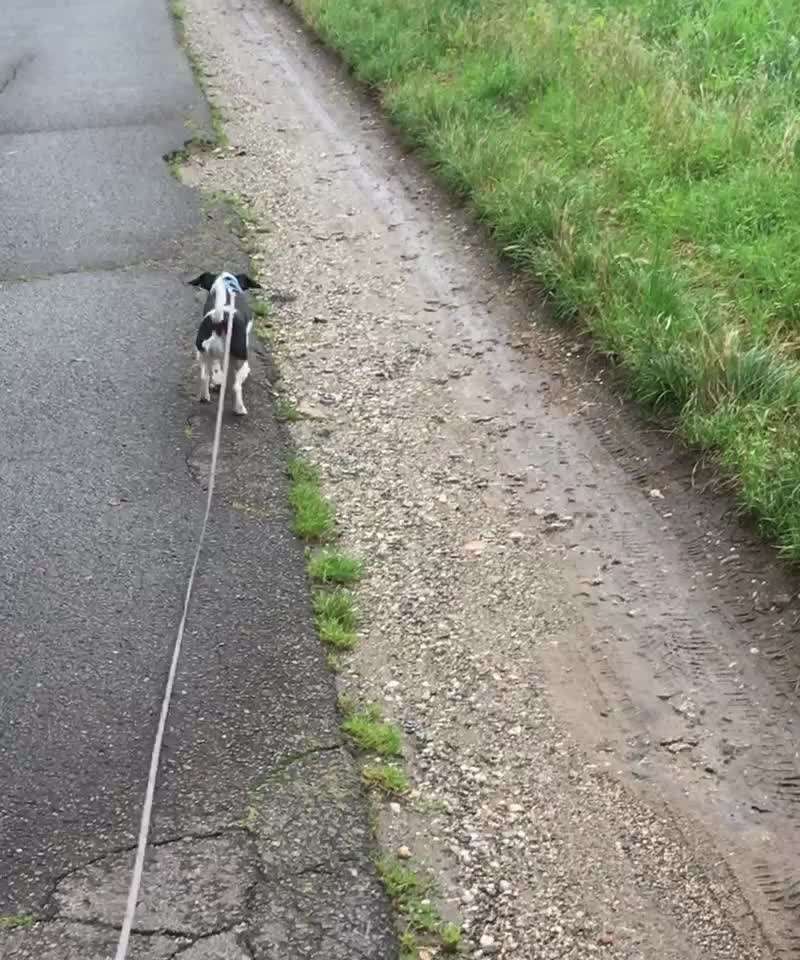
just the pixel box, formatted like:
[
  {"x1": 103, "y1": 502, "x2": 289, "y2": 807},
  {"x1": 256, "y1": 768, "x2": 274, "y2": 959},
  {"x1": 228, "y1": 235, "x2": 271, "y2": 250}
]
[
  {"x1": 188, "y1": 272, "x2": 216, "y2": 291},
  {"x1": 235, "y1": 274, "x2": 262, "y2": 291}
]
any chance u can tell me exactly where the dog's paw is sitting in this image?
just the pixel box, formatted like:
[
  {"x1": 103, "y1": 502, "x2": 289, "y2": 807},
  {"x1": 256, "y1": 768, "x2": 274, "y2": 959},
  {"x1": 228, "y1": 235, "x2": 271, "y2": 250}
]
[
  {"x1": 210, "y1": 382, "x2": 222, "y2": 393},
  {"x1": 233, "y1": 404, "x2": 248, "y2": 416},
  {"x1": 199, "y1": 394, "x2": 211, "y2": 403}
]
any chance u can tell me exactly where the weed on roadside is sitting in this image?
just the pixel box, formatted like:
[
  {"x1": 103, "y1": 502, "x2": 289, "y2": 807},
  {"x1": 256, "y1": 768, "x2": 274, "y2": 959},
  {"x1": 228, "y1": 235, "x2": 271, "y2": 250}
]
[
  {"x1": 0, "y1": 915, "x2": 35, "y2": 931},
  {"x1": 326, "y1": 651, "x2": 343, "y2": 673},
  {"x1": 252, "y1": 298, "x2": 273, "y2": 341},
  {"x1": 342, "y1": 704, "x2": 403, "y2": 756},
  {"x1": 440, "y1": 922, "x2": 462, "y2": 954},
  {"x1": 275, "y1": 396, "x2": 302, "y2": 423},
  {"x1": 205, "y1": 190, "x2": 256, "y2": 236},
  {"x1": 287, "y1": 458, "x2": 334, "y2": 541},
  {"x1": 308, "y1": 547, "x2": 363, "y2": 585},
  {"x1": 362, "y1": 762, "x2": 409, "y2": 796},
  {"x1": 378, "y1": 856, "x2": 461, "y2": 953},
  {"x1": 313, "y1": 587, "x2": 358, "y2": 650},
  {"x1": 253, "y1": 298, "x2": 270, "y2": 319}
]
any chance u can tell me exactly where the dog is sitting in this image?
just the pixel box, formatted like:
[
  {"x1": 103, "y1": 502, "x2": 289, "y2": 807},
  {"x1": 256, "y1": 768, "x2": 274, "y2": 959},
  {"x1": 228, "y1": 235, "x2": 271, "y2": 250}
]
[{"x1": 189, "y1": 271, "x2": 261, "y2": 415}]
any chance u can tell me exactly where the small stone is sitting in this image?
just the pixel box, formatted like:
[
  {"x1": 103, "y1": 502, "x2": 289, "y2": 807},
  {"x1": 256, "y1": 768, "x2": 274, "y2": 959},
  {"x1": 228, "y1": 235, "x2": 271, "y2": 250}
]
[
  {"x1": 648, "y1": 488, "x2": 664, "y2": 500},
  {"x1": 479, "y1": 933, "x2": 497, "y2": 952},
  {"x1": 389, "y1": 802, "x2": 401, "y2": 815},
  {"x1": 463, "y1": 540, "x2": 485, "y2": 554},
  {"x1": 397, "y1": 845, "x2": 412, "y2": 860},
  {"x1": 509, "y1": 530, "x2": 524, "y2": 543}
]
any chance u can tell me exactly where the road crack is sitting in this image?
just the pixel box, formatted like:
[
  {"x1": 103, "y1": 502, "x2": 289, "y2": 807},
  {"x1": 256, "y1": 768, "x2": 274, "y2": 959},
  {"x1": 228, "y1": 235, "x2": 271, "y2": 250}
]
[{"x1": 0, "y1": 53, "x2": 33, "y2": 96}]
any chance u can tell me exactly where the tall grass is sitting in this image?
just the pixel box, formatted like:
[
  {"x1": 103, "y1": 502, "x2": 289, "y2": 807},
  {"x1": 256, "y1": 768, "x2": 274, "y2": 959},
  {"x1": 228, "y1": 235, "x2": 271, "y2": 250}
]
[{"x1": 292, "y1": 0, "x2": 800, "y2": 558}]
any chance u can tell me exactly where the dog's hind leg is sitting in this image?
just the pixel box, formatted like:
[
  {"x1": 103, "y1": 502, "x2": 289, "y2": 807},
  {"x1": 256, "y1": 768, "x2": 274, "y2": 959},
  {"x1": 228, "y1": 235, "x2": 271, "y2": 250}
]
[
  {"x1": 231, "y1": 359, "x2": 250, "y2": 416},
  {"x1": 198, "y1": 352, "x2": 212, "y2": 403}
]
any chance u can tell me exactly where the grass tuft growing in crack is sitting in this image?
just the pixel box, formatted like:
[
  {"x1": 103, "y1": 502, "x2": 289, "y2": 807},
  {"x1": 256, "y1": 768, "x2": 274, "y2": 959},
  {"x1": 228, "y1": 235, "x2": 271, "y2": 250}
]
[
  {"x1": 378, "y1": 857, "x2": 463, "y2": 956},
  {"x1": 342, "y1": 703, "x2": 403, "y2": 757},
  {"x1": 313, "y1": 587, "x2": 358, "y2": 650},
  {"x1": 362, "y1": 762, "x2": 409, "y2": 796},
  {"x1": 287, "y1": 458, "x2": 334, "y2": 541},
  {"x1": 308, "y1": 548, "x2": 363, "y2": 585}
]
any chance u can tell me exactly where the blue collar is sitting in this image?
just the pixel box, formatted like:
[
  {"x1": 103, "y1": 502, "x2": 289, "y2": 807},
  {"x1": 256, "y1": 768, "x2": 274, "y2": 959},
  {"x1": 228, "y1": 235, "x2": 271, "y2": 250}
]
[{"x1": 221, "y1": 273, "x2": 242, "y2": 294}]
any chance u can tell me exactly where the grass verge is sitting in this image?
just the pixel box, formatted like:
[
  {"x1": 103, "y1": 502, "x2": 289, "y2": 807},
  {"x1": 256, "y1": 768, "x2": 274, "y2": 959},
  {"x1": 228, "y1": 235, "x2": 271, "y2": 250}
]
[{"x1": 290, "y1": 0, "x2": 800, "y2": 560}]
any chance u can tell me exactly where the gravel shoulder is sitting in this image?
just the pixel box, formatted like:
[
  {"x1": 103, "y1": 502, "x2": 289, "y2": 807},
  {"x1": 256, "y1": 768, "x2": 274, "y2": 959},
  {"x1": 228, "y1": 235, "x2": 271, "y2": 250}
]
[{"x1": 181, "y1": 0, "x2": 800, "y2": 956}]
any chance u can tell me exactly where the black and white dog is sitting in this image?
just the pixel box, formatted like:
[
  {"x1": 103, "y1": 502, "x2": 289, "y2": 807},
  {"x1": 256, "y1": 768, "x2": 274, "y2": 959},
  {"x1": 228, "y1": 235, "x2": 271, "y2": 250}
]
[{"x1": 189, "y1": 271, "x2": 261, "y2": 416}]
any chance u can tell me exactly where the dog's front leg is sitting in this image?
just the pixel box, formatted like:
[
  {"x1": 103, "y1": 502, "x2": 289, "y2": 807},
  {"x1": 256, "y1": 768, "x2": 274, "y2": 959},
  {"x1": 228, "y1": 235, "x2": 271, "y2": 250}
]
[
  {"x1": 232, "y1": 360, "x2": 250, "y2": 416},
  {"x1": 198, "y1": 352, "x2": 212, "y2": 403}
]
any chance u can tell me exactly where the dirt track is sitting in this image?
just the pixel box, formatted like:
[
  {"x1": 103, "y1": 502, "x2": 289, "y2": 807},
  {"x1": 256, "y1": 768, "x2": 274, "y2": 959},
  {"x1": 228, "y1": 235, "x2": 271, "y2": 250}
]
[{"x1": 182, "y1": 0, "x2": 800, "y2": 955}]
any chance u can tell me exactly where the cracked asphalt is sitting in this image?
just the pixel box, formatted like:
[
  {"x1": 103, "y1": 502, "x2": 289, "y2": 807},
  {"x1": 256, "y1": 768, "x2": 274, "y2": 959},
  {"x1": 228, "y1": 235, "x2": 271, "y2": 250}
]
[{"x1": 0, "y1": 1, "x2": 394, "y2": 956}]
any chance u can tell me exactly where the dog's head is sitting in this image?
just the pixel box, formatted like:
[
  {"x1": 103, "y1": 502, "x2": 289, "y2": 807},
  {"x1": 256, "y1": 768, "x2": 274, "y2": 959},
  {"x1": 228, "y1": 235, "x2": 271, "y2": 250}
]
[{"x1": 189, "y1": 272, "x2": 262, "y2": 294}]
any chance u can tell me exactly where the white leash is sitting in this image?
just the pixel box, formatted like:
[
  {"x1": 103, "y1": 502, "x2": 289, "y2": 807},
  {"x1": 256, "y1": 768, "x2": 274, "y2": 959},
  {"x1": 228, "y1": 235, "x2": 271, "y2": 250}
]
[{"x1": 114, "y1": 319, "x2": 234, "y2": 960}]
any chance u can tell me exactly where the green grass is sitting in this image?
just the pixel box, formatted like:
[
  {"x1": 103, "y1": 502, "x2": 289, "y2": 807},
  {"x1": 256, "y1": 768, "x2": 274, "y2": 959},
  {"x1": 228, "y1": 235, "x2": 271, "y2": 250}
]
[
  {"x1": 253, "y1": 298, "x2": 271, "y2": 319},
  {"x1": 377, "y1": 858, "x2": 439, "y2": 934},
  {"x1": 362, "y1": 762, "x2": 410, "y2": 796},
  {"x1": 275, "y1": 396, "x2": 302, "y2": 423},
  {"x1": 252, "y1": 298, "x2": 273, "y2": 340},
  {"x1": 440, "y1": 922, "x2": 462, "y2": 954},
  {"x1": 342, "y1": 704, "x2": 403, "y2": 756},
  {"x1": 291, "y1": 0, "x2": 800, "y2": 560},
  {"x1": 0, "y1": 915, "x2": 35, "y2": 931},
  {"x1": 377, "y1": 857, "x2": 462, "y2": 953},
  {"x1": 206, "y1": 190, "x2": 256, "y2": 234},
  {"x1": 313, "y1": 587, "x2": 358, "y2": 649},
  {"x1": 308, "y1": 548, "x2": 364, "y2": 584},
  {"x1": 287, "y1": 458, "x2": 335, "y2": 540}
]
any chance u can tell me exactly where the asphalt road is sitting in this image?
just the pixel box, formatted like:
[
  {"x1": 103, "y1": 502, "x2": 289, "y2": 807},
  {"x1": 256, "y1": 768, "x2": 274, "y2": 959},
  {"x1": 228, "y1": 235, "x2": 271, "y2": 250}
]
[{"x1": 0, "y1": 4, "x2": 394, "y2": 952}]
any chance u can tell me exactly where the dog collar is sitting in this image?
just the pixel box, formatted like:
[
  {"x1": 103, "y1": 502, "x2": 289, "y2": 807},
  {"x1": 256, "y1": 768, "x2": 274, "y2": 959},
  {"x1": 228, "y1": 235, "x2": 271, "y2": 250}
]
[{"x1": 221, "y1": 273, "x2": 243, "y2": 294}]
